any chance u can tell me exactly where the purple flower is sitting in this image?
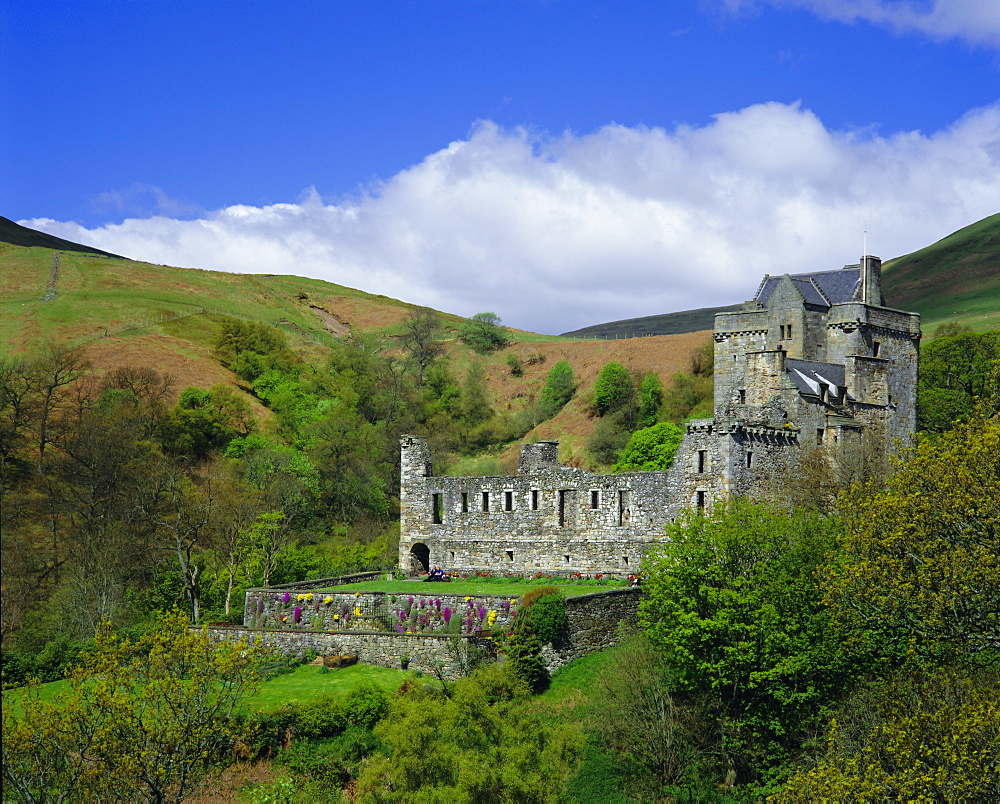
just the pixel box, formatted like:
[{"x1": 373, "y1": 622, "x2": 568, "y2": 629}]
[
  {"x1": 478, "y1": 605, "x2": 486, "y2": 621},
  {"x1": 420, "y1": 598, "x2": 426, "y2": 609},
  {"x1": 408, "y1": 595, "x2": 414, "y2": 606},
  {"x1": 256, "y1": 598, "x2": 264, "y2": 615},
  {"x1": 435, "y1": 598, "x2": 441, "y2": 611},
  {"x1": 464, "y1": 616, "x2": 473, "y2": 632},
  {"x1": 443, "y1": 606, "x2": 452, "y2": 624},
  {"x1": 283, "y1": 592, "x2": 291, "y2": 604},
  {"x1": 397, "y1": 626, "x2": 404, "y2": 633},
  {"x1": 293, "y1": 606, "x2": 302, "y2": 624}
]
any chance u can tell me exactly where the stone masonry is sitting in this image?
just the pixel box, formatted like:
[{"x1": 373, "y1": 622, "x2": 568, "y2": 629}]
[{"x1": 399, "y1": 257, "x2": 920, "y2": 575}]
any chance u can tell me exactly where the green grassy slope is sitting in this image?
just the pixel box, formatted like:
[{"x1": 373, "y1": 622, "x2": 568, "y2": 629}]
[
  {"x1": 560, "y1": 214, "x2": 1000, "y2": 338},
  {"x1": 881, "y1": 212, "x2": 1000, "y2": 333},
  {"x1": 0, "y1": 242, "x2": 454, "y2": 354}
]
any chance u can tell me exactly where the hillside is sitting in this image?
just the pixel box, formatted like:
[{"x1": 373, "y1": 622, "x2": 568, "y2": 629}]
[
  {"x1": 0, "y1": 216, "x2": 124, "y2": 258},
  {"x1": 561, "y1": 213, "x2": 1000, "y2": 338},
  {"x1": 881, "y1": 212, "x2": 1000, "y2": 332},
  {"x1": 0, "y1": 230, "x2": 712, "y2": 465}
]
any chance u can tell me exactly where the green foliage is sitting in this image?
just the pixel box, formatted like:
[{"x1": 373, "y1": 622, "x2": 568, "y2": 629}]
[
  {"x1": 506, "y1": 352, "x2": 525, "y2": 376},
  {"x1": 917, "y1": 329, "x2": 1000, "y2": 431},
  {"x1": 500, "y1": 587, "x2": 567, "y2": 693},
  {"x1": 354, "y1": 663, "x2": 584, "y2": 801},
  {"x1": 214, "y1": 317, "x2": 300, "y2": 382},
  {"x1": 1, "y1": 612, "x2": 265, "y2": 802},
  {"x1": 590, "y1": 634, "x2": 707, "y2": 799},
  {"x1": 637, "y1": 371, "x2": 664, "y2": 426},
  {"x1": 613, "y1": 421, "x2": 683, "y2": 472},
  {"x1": 821, "y1": 412, "x2": 1000, "y2": 660},
  {"x1": 592, "y1": 361, "x2": 634, "y2": 416},
  {"x1": 774, "y1": 666, "x2": 1000, "y2": 801},
  {"x1": 640, "y1": 500, "x2": 854, "y2": 786},
  {"x1": 459, "y1": 311, "x2": 512, "y2": 354},
  {"x1": 586, "y1": 408, "x2": 634, "y2": 465},
  {"x1": 537, "y1": 359, "x2": 576, "y2": 420},
  {"x1": 459, "y1": 362, "x2": 492, "y2": 425},
  {"x1": 660, "y1": 369, "x2": 713, "y2": 422}
]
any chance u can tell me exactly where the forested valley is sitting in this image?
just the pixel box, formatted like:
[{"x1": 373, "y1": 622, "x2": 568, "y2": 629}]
[{"x1": 1, "y1": 316, "x2": 998, "y2": 801}]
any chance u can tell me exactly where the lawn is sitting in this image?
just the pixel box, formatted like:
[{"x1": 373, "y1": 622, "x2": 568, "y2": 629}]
[{"x1": 247, "y1": 662, "x2": 414, "y2": 713}]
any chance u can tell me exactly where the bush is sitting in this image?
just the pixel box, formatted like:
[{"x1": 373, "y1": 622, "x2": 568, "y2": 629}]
[
  {"x1": 459, "y1": 312, "x2": 512, "y2": 354},
  {"x1": 593, "y1": 361, "x2": 634, "y2": 416},
  {"x1": 613, "y1": 422, "x2": 684, "y2": 472},
  {"x1": 537, "y1": 359, "x2": 577, "y2": 420}
]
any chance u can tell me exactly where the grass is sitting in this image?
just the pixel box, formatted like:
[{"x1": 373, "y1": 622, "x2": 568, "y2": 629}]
[
  {"x1": 316, "y1": 579, "x2": 628, "y2": 598},
  {"x1": 3, "y1": 660, "x2": 415, "y2": 718},
  {"x1": 247, "y1": 662, "x2": 413, "y2": 713}
]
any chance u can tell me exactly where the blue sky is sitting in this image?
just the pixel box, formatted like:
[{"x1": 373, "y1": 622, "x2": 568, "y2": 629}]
[{"x1": 4, "y1": 1, "x2": 999, "y2": 334}]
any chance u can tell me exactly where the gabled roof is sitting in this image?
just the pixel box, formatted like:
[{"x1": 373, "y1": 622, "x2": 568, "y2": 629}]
[
  {"x1": 755, "y1": 267, "x2": 861, "y2": 309},
  {"x1": 786, "y1": 358, "x2": 850, "y2": 399}
]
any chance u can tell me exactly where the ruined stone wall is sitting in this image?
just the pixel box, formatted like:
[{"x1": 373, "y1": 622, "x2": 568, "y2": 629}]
[
  {"x1": 399, "y1": 437, "x2": 680, "y2": 575},
  {"x1": 540, "y1": 587, "x2": 642, "y2": 673}
]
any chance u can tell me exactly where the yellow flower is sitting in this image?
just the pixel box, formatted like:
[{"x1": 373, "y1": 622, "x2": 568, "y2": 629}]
[
  {"x1": 296, "y1": 594, "x2": 305, "y2": 602},
  {"x1": 354, "y1": 607, "x2": 362, "y2": 616},
  {"x1": 323, "y1": 596, "x2": 334, "y2": 605},
  {"x1": 333, "y1": 614, "x2": 339, "y2": 620},
  {"x1": 305, "y1": 593, "x2": 313, "y2": 601},
  {"x1": 465, "y1": 596, "x2": 472, "y2": 601}
]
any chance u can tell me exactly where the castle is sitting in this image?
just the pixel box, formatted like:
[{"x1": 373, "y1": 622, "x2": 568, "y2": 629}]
[{"x1": 399, "y1": 256, "x2": 921, "y2": 576}]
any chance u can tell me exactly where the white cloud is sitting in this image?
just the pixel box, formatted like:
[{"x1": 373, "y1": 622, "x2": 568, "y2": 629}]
[
  {"x1": 23, "y1": 101, "x2": 1000, "y2": 334},
  {"x1": 720, "y1": 0, "x2": 1000, "y2": 48}
]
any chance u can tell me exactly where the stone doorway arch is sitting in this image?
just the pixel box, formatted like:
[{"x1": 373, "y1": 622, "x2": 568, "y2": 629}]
[{"x1": 409, "y1": 542, "x2": 430, "y2": 575}]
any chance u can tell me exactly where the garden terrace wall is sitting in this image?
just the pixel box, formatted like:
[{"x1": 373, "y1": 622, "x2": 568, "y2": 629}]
[
  {"x1": 263, "y1": 571, "x2": 385, "y2": 591},
  {"x1": 206, "y1": 627, "x2": 496, "y2": 680},
  {"x1": 541, "y1": 587, "x2": 642, "y2": 673},
  {"x1": 245, "y1": 588, "x2": 521, "y2": 635}
]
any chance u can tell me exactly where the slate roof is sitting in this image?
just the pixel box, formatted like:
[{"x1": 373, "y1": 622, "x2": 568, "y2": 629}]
[
  {"x1": 785, "y1": 358, "x2": 850, "y2": 399},
  {"x1": 755, "y1": 266, "x2": 861, "y2": 309}
]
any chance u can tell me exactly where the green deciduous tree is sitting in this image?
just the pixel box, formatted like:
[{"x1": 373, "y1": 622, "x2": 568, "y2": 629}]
[
  {"x1": 613, "y1": 422, "x2": 683, "y2": 472},
  {"x1": 640, "y1": 501, "x2": 854, "y2": 785},
  {"x1": 917, "y1": 330, "x2": 1000, "y2": 431},
  {"x1": 458, "y1": 312, "x2": 511, "y2": 354},
  {"x1": 2, "y1": 612, "x2": 265, "y2": 803},
  {"x1": 821, "y1": 412, "x2": 1000, "y2": 660},
  {"x1": 592, "y1": 361, "x2": 634, "y2": 416},
  {"x1": 354, "y1": 663, "x2": 583, "y2": 802},
  {"x1": 537, "y1": 359, "x2": 576, "y2": 421},
  {"x1": 774, "y1": 666, "x2": 1000, "y2": 801}
]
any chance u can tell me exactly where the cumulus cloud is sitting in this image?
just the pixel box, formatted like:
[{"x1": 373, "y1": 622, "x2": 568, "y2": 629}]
[
  {"x1": 23, "y1": 101, "x2": 1000, "y2": 334},
  {"x1": 719, "y1": 0, "x2": 1000, "y2": 48}
]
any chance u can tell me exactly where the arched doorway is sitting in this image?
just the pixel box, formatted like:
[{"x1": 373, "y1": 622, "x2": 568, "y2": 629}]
[{"x1": 409, "y1": 543, "x2": 430, "y2": 575}]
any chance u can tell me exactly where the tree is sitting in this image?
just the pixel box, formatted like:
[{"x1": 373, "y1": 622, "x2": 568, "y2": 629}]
[
  {"x1": 592, "y1": 361, "x2": 634, "y2": 416},
  {"x1": 458, "y1": 312, "x2": 511, "y2": 354},
  {"x1": 537, "y1": 360, "x2": 576, "y2": 421},
  {"x1": 821, "y1": 412, "x2": 1000, "y2": 660},
  {"x1": 612, "y1": 422, "x2": 683, "y2": 472},
  {"x1": 774, "y1": 666, "x2": 1000, "y2": 801},
  {"x1": 398, "y1": 310, "x2": 445, "y2": 387},
  {"x1": 917, "y1": 330, "x2": 1000, "y2": 431},
  {"x1": 459, "y1": 362, "x2": 492, "y2": 426},
  {"x1": 354, "y1": 663, "x2": 583, "y2": 801},
  {"x1": 640, "y1": 501, "x2": 853, "y2": 784},
  {"x1": 2, "y1": 612, "x2": 265, "y2": 802},
  {"x1": 636, "y1": 372, "x2": 663, "y2": 427}
]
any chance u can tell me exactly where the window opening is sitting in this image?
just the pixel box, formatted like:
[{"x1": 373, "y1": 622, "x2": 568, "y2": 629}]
[
  {"x1": 482, "y1": 491, "x2": 489, "y2": 512},
  {"x1": 746, "y1": 451, "x2": 753, "y2": 469},
  {"x1": 504, "y1": 491, "x2": 513, "y2": 511},
  {"x1": 739, "y1": 388, "x2": 746, "y2": 404},
  {"x1": 873, "y1": 340, "x2": 881, "y2": 357},
  {"x1": 558, "y1": 491, "x2": 567, "y2": 527},
  {"x1": 696, "y1": 491, "x2": 706, "y2": 509},
  {"x1": 505, "y1": 550, "x2": 514, "y2": 562},
  {"x1": 461, "y1": 492, "x2": 469, "y2": 513},
  {"x1": 432, "y1": 493, "x2": 443, "y2": 524},
  {"x1": 531, "y1": 489, "x2": 539, "y2": 510},
  {"x1": 697, "y1": 450, "x2": 707, "y2": 474},
  {"x1": 590, "y1": 490, "x2": 600, "y2": 509},
  {"x1": 816, "y1": 428, "x2": 825, "y2": 445}
]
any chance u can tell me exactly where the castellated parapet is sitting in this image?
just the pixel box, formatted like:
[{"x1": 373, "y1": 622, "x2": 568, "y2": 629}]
[{"x1": 399, "y1": 257, "x2": 920, "y2": 575}]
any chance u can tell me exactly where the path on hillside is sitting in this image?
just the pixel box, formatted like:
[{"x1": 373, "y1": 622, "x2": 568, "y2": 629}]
[{"x1": 40, "y1": 254, "x2": 59, "y2": 301}]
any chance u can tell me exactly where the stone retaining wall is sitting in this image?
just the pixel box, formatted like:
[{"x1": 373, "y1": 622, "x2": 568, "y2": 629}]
[
  {"x1": 207, "y1": 627, "x2": 496, "y2": 680},
  {"x1": 220, "y1": 586, "x2": 641, "y2": 678},
  {"x1": 541, "y1": 587, "x2": 641, "y2": 673}
]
